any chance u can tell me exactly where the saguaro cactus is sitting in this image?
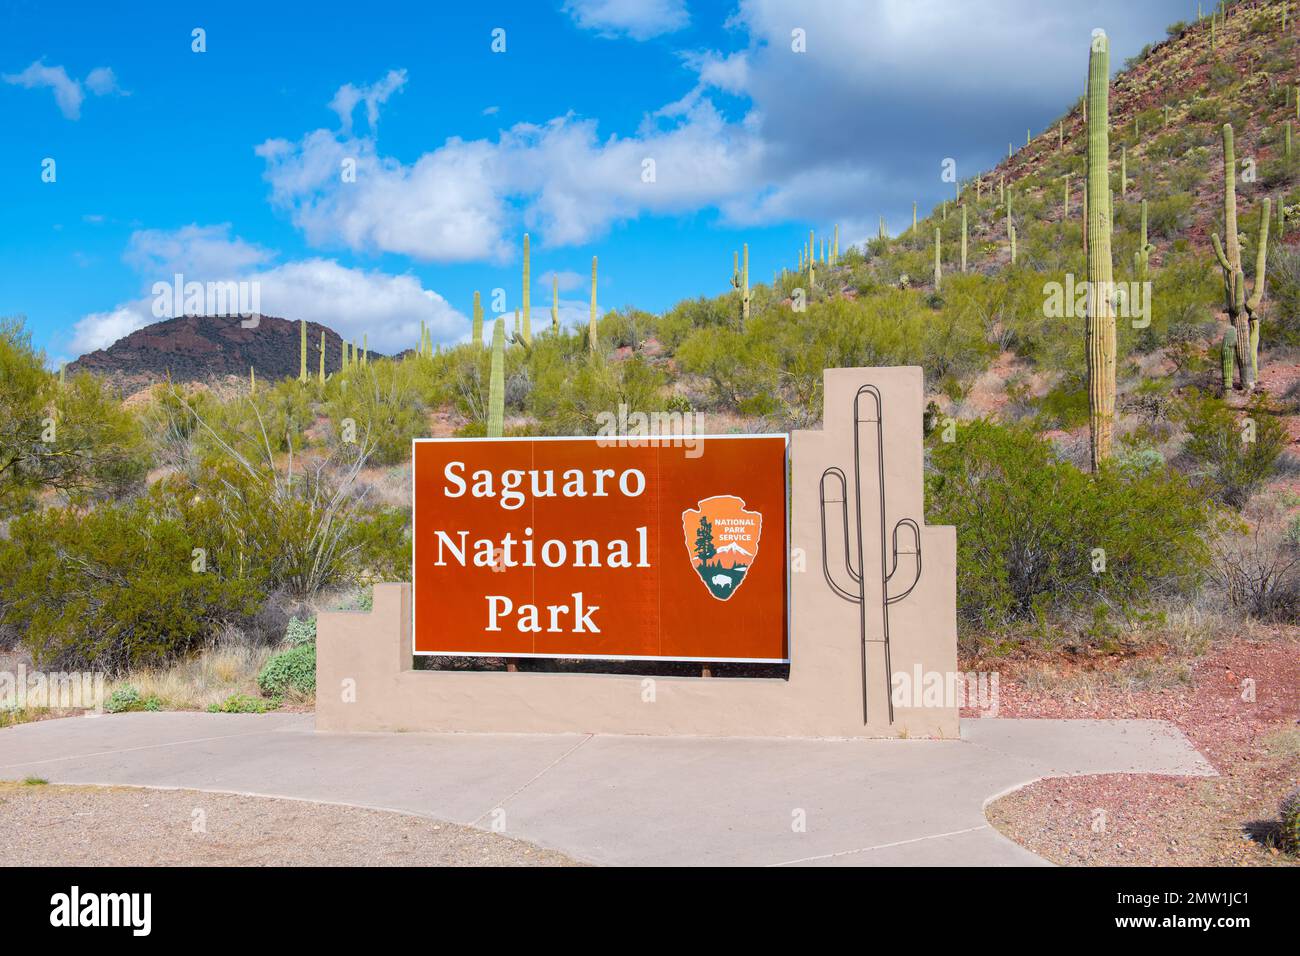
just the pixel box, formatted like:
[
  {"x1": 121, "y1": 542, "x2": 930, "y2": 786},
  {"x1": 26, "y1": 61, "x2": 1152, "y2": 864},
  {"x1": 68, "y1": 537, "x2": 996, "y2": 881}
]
[
  {"x1": 1222, "y1": 326, "x2": 1237, "y2": 392},
  {"x1": 589, "y1": 256, "x2": 598, "y2": 351},
  {"x1": 1212, "y1": 123, "x2": 1272, "y2": 391},
  {"x1": 521, "y1": 233, "x2": 532, "y2": 346},
  {"x1": 551, "y1": 274, "x2": 559, "y2": 333},
  {"x1": 472, "y1": 291, "x2": 484, "y2": 348},
  {"x1": 819, "y1": 385, "x2": 923, "y2": 725},
  {"x1": 807, "y1": 229, "x2": 816, "y2": 289},
  {"x1": 319, "y1": 331, "x2": 326, "y2": 383},
  {"x1": 933, "y1": 228, "x2": 942, "y2": 290},
  {"x1": 299, "y1": 319, "x2": 307, "y2": 382},
  {"x1": 487, "y1": 316, "x2": 505, "y2": 437},
  {"x1": 1086, "y1": 29, "x2": 1116, "y2": 468},
  {"x1": 1134, "y1": 199, "x2": 1155, "y2": 280},
  {"x1": 960, "y1": 204, "x2": 968, "y2": 272},
  {"x1": 249, "y1": 365, "x2": 256, "y2": 395},
  {"x1": 1120, "y1": 145, "x2": 1128, "y2": 195},
  {"x1": 741, "y1": 244, "x2": 751, "y2": 325},
  {"x1": 833, "y1": 224, "x2": 839, "y2": 264}
]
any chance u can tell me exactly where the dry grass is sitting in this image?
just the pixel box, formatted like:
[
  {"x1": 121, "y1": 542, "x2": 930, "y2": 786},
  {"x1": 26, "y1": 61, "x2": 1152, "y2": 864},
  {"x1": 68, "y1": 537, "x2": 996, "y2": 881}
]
[{"x1": 106, "y1": 641, "x2": 275, "y2": 711}]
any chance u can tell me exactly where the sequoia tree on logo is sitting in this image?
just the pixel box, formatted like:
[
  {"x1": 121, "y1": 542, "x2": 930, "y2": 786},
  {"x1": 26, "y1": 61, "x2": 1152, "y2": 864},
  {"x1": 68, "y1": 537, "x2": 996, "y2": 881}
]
[{"x1": 681, "y1": 495, "x2": 763, "y2": 600}]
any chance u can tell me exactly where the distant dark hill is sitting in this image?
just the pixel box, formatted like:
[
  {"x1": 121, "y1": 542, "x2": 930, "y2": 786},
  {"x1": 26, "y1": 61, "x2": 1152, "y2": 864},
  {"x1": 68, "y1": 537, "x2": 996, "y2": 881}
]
[{"x1": 68, "y1": 314, "x2": 372, "y2": 389}]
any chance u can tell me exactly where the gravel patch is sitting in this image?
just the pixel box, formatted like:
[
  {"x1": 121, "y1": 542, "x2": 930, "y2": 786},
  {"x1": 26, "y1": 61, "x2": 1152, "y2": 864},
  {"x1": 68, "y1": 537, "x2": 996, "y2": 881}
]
[
  {"x1": 979, "y1": 632, "x2": 1300, "y2": 866},
  {"x1": 0, "y1": 783, "x2": 579, "y2": 866}
]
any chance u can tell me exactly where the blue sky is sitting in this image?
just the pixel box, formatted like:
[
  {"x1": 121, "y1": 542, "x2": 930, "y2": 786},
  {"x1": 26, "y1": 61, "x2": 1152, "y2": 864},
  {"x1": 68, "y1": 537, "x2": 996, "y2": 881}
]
[{"x1": 1, "y1": 0, "x2": 1193, "y2": 364}]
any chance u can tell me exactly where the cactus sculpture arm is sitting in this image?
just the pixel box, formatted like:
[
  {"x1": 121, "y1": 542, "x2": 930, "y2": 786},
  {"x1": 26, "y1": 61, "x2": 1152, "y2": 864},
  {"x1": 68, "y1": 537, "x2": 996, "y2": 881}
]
[{"x1": 819, "y1": 384, "x2": 923, "y2": 725}]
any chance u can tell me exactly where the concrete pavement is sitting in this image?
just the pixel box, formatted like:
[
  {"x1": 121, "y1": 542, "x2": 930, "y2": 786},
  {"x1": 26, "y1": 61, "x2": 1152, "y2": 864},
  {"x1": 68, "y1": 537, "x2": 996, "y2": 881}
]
[{"x1": 0, "y1": 713, "x2": 1214, "y2": 866}]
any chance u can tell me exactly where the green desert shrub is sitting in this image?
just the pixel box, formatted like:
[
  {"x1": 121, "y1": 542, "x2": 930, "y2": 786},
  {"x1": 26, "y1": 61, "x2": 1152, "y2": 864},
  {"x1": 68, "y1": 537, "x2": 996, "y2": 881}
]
[
  {"x1": 0, "y1": 492, "x2": 262, "y2": 673},
  {"x1": 207, "y1": 693, "x2": 274, "y2": 713},
  {"x1": 926, "y1": 420, "x2": 1211, "y2": 632},
  {"x1": 1177, "y1": 394, "x2": 1287, "y2": 509},
  {"x1": 0, "y1": 318, "x2": 149, "y2": 516},
  {"x1": 104, "y1": 686, "x2": 163, "y2": 713},
  {"x1": 1281, "y1": 789, "x2": 1300, "y2": 855},
  {"x1": 257, "y1": 643, "x2": 316, "y2": 697},
  {"x1": 283, "y1": 616, "x2": 317, "y2": 647}
]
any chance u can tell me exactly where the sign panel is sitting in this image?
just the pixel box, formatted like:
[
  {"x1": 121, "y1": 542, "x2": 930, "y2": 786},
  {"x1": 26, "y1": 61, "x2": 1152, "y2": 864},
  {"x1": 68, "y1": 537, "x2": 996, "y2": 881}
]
[{"x1": 412, "y1": 435, "x2": 788, "y2": 662}]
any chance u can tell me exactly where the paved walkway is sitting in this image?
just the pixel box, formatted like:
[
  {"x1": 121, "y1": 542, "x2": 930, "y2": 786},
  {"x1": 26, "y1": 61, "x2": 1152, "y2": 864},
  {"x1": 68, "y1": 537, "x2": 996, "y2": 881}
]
[{"x1": 0, "y1": 714, "x2": 1214, "y2": 866}]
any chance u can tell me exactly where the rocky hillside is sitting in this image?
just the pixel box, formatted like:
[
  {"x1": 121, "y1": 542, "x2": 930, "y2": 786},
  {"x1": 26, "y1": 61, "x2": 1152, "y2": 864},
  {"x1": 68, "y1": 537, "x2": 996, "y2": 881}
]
[{"x1": 68, "y1": 314, "x2": 359, "y2": 391}]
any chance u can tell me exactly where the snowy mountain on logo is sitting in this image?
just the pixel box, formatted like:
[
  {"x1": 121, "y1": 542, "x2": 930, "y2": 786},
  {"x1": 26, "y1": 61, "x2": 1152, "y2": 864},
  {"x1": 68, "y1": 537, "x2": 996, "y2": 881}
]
[{"x1": 712, "y1": 541, "x2": 753, "y2": 569}]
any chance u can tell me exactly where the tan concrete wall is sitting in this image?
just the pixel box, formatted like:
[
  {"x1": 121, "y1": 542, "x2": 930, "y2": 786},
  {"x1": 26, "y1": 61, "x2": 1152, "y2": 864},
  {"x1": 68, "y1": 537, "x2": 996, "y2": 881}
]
[{"x1": 317, "y1": 366, "x2": 958, "y2": 738}]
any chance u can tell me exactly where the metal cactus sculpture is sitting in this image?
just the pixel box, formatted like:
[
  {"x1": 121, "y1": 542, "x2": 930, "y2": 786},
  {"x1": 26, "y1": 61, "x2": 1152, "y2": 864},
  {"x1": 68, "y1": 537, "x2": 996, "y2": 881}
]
[
  {"x1": 1086, "y1": 29, "x2": 1116, "y2": 468},
  {"x1": 487, "y1": 315, "x2": 505, "y2": 438},
  {"x1": 820, "y1": 385, "x2": 923, "y2": 725},
  {"x1": 1212, "y1": 123, "x2": 1271, "y2": 391}
]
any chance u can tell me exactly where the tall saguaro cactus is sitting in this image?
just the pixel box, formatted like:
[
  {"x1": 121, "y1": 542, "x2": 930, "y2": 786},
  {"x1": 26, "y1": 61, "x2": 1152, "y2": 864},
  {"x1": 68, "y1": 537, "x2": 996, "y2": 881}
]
[
  {"x1": 1212, "y1": 124, "x2": 1272, "y2": 391},
  {"x1": 588, "y1": 256, "x2": 598, "y2": 351},
  {"x1": 832, "y1": 224, "x2": 839, "y2": 264},
  {"x1": 521, "y1": 233, "x2": 532, "y2": 346},
  {"x1": 551, "y1": 273, "x2": 559, "y2": 333},
  {"x1": 299, "y1": 319, "x2": 307, "y2": 382},
  {"x1": 319, "y1": 331, "x2": 326, "y2": 383},
  {"x1": 960, "y1": 204, "x2": 968, "y2": 272},
  {"x1": 933, "y1": 228, "x2": 942, "y2": 291},
  {"x1": 472, "y1": 291, "x2": 484, "y2": 348},
  {"x1": 1086, "y1": 29, "x2": 1116, "y2": 469},
  {"x1": 807, "y1": 229, "x2": 816, "y2": 289},
  {"x1": 819, "y1": 385, "x2": 923, "y2": 725},
  {"x1": 487, "y1": 316, "x2": 505, "y2": 437},
  {"x1": 1134, "y1": 199, "x2": 1155, "y2": 280},
  {"x1": 741, "y1": 243, "x2": 750, "y2": 325}
]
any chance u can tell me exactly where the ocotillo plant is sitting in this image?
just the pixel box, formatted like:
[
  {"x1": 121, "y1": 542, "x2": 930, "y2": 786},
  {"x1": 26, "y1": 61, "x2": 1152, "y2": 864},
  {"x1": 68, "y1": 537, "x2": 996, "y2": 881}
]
[
  {"x1": 819, "y1": 385, "x2": 922, "y2": 725},
  {"x1": 551, "y1": 274, "x2": 559, "y2": 333},
  {"x1": 1086, "y1": 29, "x2": 1116, "y2": 468},
  {"x1": 933, "y1": 228, "x2": 942, "y2": 291},
  {"x1": 1134, "y1": 199, "x2": 1155, "y2": 280},
  {"x1": 521, "y1": 233, "x2": 532, "y2": 346},
  {"x1": 472, "y1": 291, "x2": 484, "y2": 348},
  {"x1": 299, "y1": 319, "x2": 307, "y2": 382},
  {"x1": 960, "y1": 204, "x2": 968, "y2": 272},
  {"x1": 487, "y1": 316, "x2": 505, "y2": 438},
  {"x1": 1222, "y1": 327, "x2": 1237, "y2": 393},
  {"x1": 588, "y1": 256, "x2": 598, "y2": 351},
  {"x1": 1212, "y1": 123, "x2": 1272, "y2": 391}
]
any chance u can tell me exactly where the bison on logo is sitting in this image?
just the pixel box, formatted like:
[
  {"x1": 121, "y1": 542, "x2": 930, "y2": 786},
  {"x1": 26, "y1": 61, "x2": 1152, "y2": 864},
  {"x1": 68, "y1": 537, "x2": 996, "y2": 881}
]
[{"x1": 682, "y1": 495, "x2": 764, "y2": 601}]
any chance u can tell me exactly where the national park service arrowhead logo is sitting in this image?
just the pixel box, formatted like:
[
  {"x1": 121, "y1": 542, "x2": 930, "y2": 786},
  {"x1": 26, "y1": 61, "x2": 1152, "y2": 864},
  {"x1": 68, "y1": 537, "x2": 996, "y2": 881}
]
[{"x1": 682, "y1": 495, "x2": 763, "y2": 601}]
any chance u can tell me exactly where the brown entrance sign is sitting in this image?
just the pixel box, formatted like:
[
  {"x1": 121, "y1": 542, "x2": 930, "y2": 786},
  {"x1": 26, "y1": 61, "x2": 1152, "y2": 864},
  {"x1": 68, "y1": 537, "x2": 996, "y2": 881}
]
[{"x1": 412, "y1": 436, "x2": 788, "y2": 662}]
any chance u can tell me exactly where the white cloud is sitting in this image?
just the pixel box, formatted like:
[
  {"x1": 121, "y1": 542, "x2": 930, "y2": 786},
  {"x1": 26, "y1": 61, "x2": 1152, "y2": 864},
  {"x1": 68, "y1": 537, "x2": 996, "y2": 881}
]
[
  {"x1": 4, "y1": 61, "x2": 84, "y2": 119},
  {"x1": 258, "y1": 99, "x2": 766, "y2": 259},
  {"x1": 125, "y1": 223, "x2": 274, "y2": 278},
  {"x1": 328, "y1": 69, "x2": 407, "y2": 134},
  {"x1": 562, "y1": 0, "x2": 689, "y2": 40},
  {"x1": 71, "y1": 226, "x2": 466, "y2": 354},
  {"x1": 84, "y1": 66, "x2": 124, "y2": 96},
  {"x1": 4, "y1": 60, "x2": 125, "y2": 119}
]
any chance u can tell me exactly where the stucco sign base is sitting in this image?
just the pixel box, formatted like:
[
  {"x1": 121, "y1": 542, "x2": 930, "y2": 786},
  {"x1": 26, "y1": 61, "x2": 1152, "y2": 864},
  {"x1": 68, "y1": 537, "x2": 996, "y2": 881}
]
[{"x1": 317, "y1": 367, "x2": 958, "y2": 738}]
